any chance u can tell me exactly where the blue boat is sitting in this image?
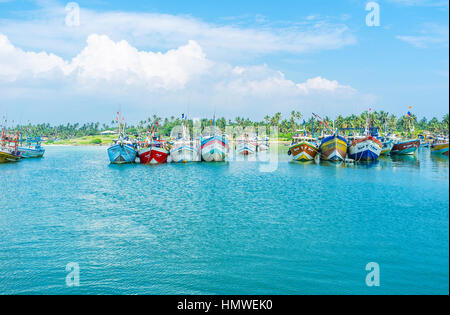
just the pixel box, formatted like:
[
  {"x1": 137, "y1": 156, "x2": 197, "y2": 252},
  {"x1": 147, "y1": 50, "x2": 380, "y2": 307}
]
[
  {"x1": 108, "y1": 141, "x2": 137, "y2": 164},
  {"x1": 18, "y1": 135, "x2": 45, "y2": 158}
]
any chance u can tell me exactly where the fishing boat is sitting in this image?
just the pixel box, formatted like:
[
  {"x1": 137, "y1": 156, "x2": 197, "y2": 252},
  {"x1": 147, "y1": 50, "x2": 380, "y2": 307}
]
[
  {"x1": 18, "y1": 135, "x2": 45, "y2": 158},
  {"x1": 108, "y1": 138, "x2": 137, "y2": 164},
  {"x1": 170, "y1": 141, "x2": 200, "y2": 163},
  {"x1": 170, "y1": 121, "x2": 200, "y2": 163},
  {"x1": 201, "y1": 135, "x2": 228, "y2": 162},
  {"x1": 107, "y1": 117, "x2": 137, "y2": 164},
  {"x1": 348, "y1": 136, "x2": 383, "y2": 161},
  {"x1": 391, "y1": 139, "x2": 420, "y2": 155},
  {"x1": 139, "y1": 139, "x2": 169, "y2": 164},
  {"x1": 288, "y1": 136, "x2": 319, "y2": 162},
  {"x1": 201, "y1": 116, "x2": 228, "y2": 162},
  {"x1": 319, "y1": 132, "x2": 347, "y2": 162},
  {"x1": 237, "y1": 134, "x2": 257, "y2": 155},
  {"x1": 390, "y1": 109, "x2": 420, "y2": 155},
  {"x1": 347, "y1": 115, "x2": 383, "y2": 161},
  {"x1": 430, "y1": 138, "x2": 449, "y2": 156},
  {"x1": 0, "y1": 129, "x2": 21, "y2": 163},
  {"x1": 380, "y1": 139, "x2": 394, "y2": 156},
  {"x1": 138, "y1": 123, "x2": 169, "y2": 165},
  {"x1": 257, "y1": 136, "x2": 269, "y2": 152}
]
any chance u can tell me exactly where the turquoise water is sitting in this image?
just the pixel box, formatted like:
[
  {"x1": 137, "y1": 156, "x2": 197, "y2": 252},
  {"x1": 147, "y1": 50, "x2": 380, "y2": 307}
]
[{"x1": 0, "y1": 146, "x2": 448, "y2": 295}]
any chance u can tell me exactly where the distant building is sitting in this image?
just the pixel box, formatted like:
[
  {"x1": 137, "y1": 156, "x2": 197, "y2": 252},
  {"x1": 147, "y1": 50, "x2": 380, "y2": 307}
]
[{"x1": 100, "y1": 130, "x2": 118, "y2": 135}]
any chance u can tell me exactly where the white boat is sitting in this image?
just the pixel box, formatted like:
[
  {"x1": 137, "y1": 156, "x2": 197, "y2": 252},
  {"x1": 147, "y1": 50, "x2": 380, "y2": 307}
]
[
  {"x1": 170, "y1": 139, "x2": 201, "y2": 163},
  {"x1": 347, "y1": 135, "x2": 383, "y2": 161},
  {"x1": 237, "y1": 135, "x2": 257, "y2": 155},
  {"x1": 201, "y1": 135, "x2": 228, "y2": 162},
  {"x1": 257, "y1": 136, "x2": 269, "y2": 152}
]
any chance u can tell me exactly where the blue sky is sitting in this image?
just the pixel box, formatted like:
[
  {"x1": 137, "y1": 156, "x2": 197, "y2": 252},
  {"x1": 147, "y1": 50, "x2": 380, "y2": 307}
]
[{"x1": 0, "y1": 0, "x2": 448, "y2": 124}]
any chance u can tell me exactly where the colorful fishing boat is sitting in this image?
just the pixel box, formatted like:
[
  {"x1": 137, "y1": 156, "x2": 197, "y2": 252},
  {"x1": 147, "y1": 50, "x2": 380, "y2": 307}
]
[
  {"x1": 319, "y1": 133, "x2": 347, "y2": 162},
  {"x1": 18, "y1": 135, "x2": 45, "y2": 158},
  {"x1": 136, "y1": 121, "x2": 169, "y2": 165},
  {"x1": 430, "y1": 138, "x2": 449, "y2": 156},
  {"x1": 170, "y1": 123, "x2": 201, "y2": 163},
  {"x1": 107, "y1": 116, "x2": 137, "y2": 164},
  {"x1": 380, "y1": 139, "x2": 394, "y2": 156},
  {"x1": 0, "y1": 129, "x2": 21, "y2": 163},
  {"x1": 170, "y1": 142, "x2": 200, "y2": 163},
  {"x1": 201, "y1": 135, "x2": 228, "y2": 162},
  {"x1": 257, "y1": 136, "x2": 269, "y2": 152},
  {"x1": 391, "y1": 139, "x2": 420, "y2": 155},
  {"x1": 237, "y1": 135, "x2": 257, "y2": 155},
  {"x1": 348, "y1": 136, "x2": 382, "y2": 161},
  {"x1": 201, "y1": 116, "x2": 228, "y2": 162},
  {"x1": 108, "y1": 138, "x2": 137, "y2": 164},
  {"x1": 288, "y1": 136, "x2": 319, "y2": 162},
  {"x1": 139, "y1": 140, "x2": 169, "y2": 164}
]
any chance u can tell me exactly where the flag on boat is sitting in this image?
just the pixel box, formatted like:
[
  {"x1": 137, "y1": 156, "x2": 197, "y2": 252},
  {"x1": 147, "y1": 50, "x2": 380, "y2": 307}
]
[{"x1": 312, "y1": 113, "x2": 328, "y2": 127}]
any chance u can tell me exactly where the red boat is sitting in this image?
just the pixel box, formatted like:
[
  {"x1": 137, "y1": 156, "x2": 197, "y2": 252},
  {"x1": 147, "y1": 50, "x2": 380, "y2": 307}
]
[
  {"x1": 139, "y1": 141, "x2": 169, "y2": 164},
  {"x1": 391, "y1": 139, "x2": 420, "y2": 155},
  {"x1": 138, "y1": 123, "x2": 169, "y2": 164}
]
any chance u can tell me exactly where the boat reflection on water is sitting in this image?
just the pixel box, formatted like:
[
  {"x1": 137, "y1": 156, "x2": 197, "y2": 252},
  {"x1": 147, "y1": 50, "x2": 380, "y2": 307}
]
[
  {"x1": 430, "y1": 154, "x2": 450, "y2": 169},
  {"x1": 351, "y1": 160, "x2": 380, "y2": 169},
  {"x1": 319, "y1": 160, "x2": 346, "y2": 168},
  {"x1": 290, "y1": 159, "x2": 316, "y2": 165},
  {"x1": 389, "y1": 154, "x2": 420, "y2": 168}
]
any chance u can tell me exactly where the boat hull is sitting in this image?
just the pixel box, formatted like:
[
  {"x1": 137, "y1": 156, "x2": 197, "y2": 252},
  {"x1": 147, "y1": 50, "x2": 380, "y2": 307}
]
[
  {"x1": 320, "y1": 135, "x2": 347, "y2": 162},
  {"x1": 237, "y1": 141, "x2": 256, "y2": 155},
  {"x1": 348, "y1": 137, "x2": 382, "y2": 161},
  {"x1": 139, "y1": 146, "x2": 169, "y2": 164},
  {"x1": 431, "y1": 142, "x2": 449, "y2": 156},
  {"x1": 380, "y1": 141, "x2": 394, "y2": 156},
  {"x1": 0, "y1": 151, "x2": 21, "y2": 163},
  {"x1": 391, "y1": 140, "x2": 420, "y2": 155},
  {"x1": 18, "y1": 147, "x2": 45, "y2": 158},
  {"x1": 258, "y1": 143, "x2": 269, "y2": 152},
  {"x1": 170, "y1": 145, "x2": 200, "y2": 163},
  {"x1": 289, "y1": 141, "x2": 318, "y2": 162},
  {"x1": 201, "y1": 136, "x2": 228, "y2": 162},
  {"x1": 107, "y1": 144, "x2": 137, "y2": 164}
]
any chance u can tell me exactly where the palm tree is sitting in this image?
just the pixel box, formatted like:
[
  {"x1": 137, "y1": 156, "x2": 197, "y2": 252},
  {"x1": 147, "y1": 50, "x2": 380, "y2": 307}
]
[
  {"x1": 271, "y1": 112, "x2": 282, "y2": 127},
  {"x1": 442, "y1": 114, "x2": 449, "y2": 131}
]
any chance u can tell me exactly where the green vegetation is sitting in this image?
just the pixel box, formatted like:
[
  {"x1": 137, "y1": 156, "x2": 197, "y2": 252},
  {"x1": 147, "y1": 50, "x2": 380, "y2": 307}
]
[
  {"x1": 50, "y1": 135, "x2": 116, "y2": 146},
  {"x1": 90, "y1": 138, "x2": 102, "y2": 145},
  {"x1": 7, "y1": 111, "x2": 449, "y2": 144}
]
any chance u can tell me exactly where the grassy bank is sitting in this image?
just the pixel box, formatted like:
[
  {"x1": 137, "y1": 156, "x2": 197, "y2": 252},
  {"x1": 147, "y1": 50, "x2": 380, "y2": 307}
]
[
  {"x1": 46, "y1": 135, "x2": 118, "y2": 146},
  {"x1": 46, "y1": 135, "x2": 293, "y2": 146}
]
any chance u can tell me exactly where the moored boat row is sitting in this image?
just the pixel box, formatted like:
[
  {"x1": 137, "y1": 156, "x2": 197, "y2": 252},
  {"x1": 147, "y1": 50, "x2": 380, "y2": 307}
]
[
  {"x1": 430, "y1": 138, "x2": 449, "y2": 156},
  {"x1": 287, "y1": 133, "x2": 430, "y2": 163},
  {"x1": 0, "y1": 128, "x2": 45, "y2": 163},
  {"x1": 105, "y1": 111, "x2": 448, "y2": 165}
]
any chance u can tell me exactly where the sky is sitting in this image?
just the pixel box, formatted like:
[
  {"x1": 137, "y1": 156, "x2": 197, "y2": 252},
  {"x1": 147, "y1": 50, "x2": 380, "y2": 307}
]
[{"x1": 0, "y1": 0, "x2": 448, "y2": 124}]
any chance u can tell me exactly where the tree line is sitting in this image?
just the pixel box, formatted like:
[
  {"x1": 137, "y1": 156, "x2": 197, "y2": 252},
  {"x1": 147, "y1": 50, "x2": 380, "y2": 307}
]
[{"x1": 5, "y1": 111, "x2": 449, "y2": 140}]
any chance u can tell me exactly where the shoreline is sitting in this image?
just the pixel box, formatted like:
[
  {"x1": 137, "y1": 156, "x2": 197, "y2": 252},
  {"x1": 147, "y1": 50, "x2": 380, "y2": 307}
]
[{"x1": 45, "y1": 140, "x2": 292, "y2": 147}]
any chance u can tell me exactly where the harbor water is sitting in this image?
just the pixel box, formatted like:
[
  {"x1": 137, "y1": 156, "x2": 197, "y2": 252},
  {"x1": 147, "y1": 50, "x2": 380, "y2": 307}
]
[{"x1": 0, "y1": 146, "x2": 448, "y2": 294}]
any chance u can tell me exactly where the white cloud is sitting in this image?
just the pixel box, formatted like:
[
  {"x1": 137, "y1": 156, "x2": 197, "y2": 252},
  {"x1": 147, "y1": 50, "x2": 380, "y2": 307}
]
[
  {"x1": 0, "y1": 33, "x2": 371, "y2": 121},
  {"x1": 0, "y1": 33, "x2": 66, "y2": 81},
  {"x1": 216, "y1": 65, "x2": 355, "y2": 97},
  {"x1": 396, "y1": 24, "x2": 449, "y2": 48},
  {"x1": 67, "y1": 35, "x2": 211, "y2": 90},
  {"x1": 0, "y1": 5, "x2": 356, "y2": 60},
  {"x1": 296, "y1": 76, "x2": 355, "y2": 94},
  {"x1": 0, "y1": 33, "x2": 211, "y2": 90}
]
